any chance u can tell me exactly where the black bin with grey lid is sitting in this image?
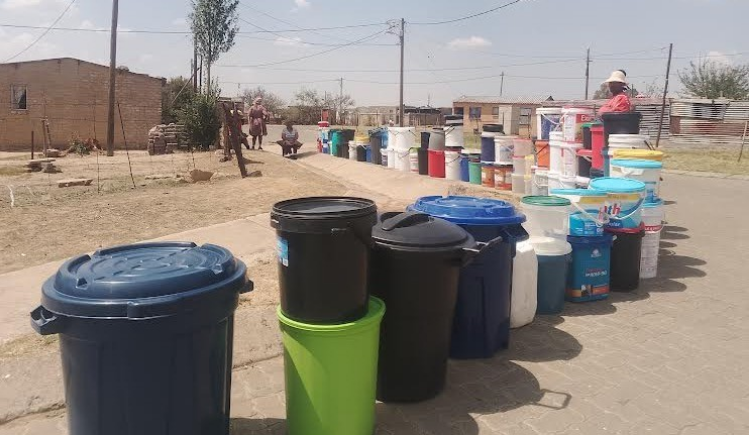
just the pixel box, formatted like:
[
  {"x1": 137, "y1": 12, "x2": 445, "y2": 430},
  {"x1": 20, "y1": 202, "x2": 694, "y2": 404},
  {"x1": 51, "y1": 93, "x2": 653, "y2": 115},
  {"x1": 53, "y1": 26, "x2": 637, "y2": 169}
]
[
  {"x1": 369, "y1": 211, "x2": 501, "y2": 402},
  {"x1": 271, "y1": 196, "x2": 377, "y2": 323},
  {"x1": 30, "y1": 242, "x2": 251, "y2": 435}
]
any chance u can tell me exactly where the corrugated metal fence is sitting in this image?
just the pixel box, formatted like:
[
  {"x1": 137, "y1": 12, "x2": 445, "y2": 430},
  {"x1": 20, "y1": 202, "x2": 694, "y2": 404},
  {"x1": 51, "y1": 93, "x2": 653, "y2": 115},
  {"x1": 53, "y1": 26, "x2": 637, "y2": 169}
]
[
  {"x1": 670, "y1": 99, "x2": 748, "y2": 145},
  {"x1": 542, "y1": 98, "x2": 669, "y2": 139}
]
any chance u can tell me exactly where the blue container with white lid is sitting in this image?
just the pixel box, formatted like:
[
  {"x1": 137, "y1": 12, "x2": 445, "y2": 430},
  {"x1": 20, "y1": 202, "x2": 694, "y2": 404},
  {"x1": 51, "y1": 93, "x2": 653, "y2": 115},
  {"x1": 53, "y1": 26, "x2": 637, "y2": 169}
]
[
  {"x1": 31, "y1": 242, "x2": 251, "y2": 435},
  {"x1": 409, "y1": 196, "x2": 528, "y2": 359}
]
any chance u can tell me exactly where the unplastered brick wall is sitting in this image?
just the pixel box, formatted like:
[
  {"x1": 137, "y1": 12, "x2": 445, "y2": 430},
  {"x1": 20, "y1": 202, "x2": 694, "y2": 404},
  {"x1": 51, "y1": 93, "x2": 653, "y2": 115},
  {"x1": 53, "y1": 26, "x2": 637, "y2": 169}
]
[{"x1": 0, "y1": 58, "x2": 163, "y2": 151}]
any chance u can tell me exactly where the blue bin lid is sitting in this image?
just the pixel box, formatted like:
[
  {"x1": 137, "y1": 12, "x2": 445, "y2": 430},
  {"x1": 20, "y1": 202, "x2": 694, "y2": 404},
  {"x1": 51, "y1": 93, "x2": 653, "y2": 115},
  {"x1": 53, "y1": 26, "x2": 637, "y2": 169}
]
[
  {"x1": 549, "y1": 188, "x2": 606, "y2": 197},
  {"x1": 567, "y1": 234, "x2": 614, "y2": 246},
  {"x1": 610, "y1": 159, "x2": 662, "y2": 169},
  {"x1": 408, "y1": 195, "x2": 525, "y2": 225},
  {"x1": 589, "y1": 177, "x2": 646, "y2": 193},
  {"x1": 41, "y1": 242, "x2": 250, "y2": 319}
]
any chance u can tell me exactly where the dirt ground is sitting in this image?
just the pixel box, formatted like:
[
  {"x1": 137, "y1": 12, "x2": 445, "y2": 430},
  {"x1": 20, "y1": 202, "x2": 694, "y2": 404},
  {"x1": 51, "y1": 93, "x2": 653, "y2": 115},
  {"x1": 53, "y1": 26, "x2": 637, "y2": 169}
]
[{"x1": 0, "y1": 144, "x2": 346, "y2": 274}]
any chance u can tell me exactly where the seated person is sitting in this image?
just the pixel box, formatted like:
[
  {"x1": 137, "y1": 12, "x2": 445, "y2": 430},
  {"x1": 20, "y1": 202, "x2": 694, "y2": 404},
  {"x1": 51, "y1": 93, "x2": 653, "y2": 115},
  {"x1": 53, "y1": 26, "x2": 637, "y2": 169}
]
[
  {"x1": 277, "y1": 120, "x2": 303, "y2": 156},
  {"x1": 598, "y1": 70, "x2": 632, "y2": 116}
]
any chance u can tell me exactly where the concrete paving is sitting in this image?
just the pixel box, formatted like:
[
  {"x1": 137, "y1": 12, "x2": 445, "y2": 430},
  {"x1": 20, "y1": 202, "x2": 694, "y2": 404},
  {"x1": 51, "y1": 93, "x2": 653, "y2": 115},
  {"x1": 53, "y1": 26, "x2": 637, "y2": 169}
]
[{"x1": 0, "y1": 163, "x2": 748, "y2": 434}]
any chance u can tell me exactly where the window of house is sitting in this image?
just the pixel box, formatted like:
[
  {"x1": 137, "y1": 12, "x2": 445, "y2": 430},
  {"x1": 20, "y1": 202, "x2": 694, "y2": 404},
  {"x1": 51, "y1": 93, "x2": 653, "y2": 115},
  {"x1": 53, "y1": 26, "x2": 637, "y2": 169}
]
[
  {"x1": 454, "y1": 107, "x2": 464, "y2": 117},
  {"x1": 492, "y1": 107, "x2": 499, "y2": 116},
  {"x1": 519, "y1": 108, "x2": 531, "y2": 126},
  {"x1": 11, "y1": 85, "x2": 27, "y2": 110},
  {"x1": 469, "y1": 107, "x2": 482, "y2": 119}
]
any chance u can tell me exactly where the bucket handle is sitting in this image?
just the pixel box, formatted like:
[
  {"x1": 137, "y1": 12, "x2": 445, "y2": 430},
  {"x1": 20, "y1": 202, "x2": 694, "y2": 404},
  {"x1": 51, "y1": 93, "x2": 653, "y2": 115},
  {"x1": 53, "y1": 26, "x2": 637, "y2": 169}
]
[
  {"x1": 460, "y1": 236, "x2": 503, "y2": 266},
  {"x1": 445, "y1": 153, "x2": 461, "y2": 164},
  {"x1": 607, "y1": 196, "x2": 645, "y2": 221},
  {"x1": 569, "y1": 201, "x2": 608, "y2": 227},
  {"x1": 30, "y1": 306, "x2": 65, "y2": 335}
]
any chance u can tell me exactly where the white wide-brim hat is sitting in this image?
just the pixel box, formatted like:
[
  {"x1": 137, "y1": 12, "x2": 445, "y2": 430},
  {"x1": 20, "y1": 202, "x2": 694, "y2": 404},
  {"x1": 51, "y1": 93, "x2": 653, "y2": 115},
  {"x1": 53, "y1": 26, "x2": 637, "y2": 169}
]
[{"x1": 604, "y1": 70, "x2": 627, "y2": 84}]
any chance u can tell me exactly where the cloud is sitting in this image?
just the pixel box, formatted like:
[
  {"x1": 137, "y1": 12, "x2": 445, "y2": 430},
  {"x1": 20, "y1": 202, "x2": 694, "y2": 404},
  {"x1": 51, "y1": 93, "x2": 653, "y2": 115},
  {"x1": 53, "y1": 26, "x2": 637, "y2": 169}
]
[
  {"x1": 706, "y1": 50, "x2": 732, "y2": 65},
  {"x1": 447, "y1": 36, "x2": 491, "y2": 50},
  {"x1": 138, "y1": 54, "x2": 154, "y2": 63},
  {"x1": 1, "y1": 0, "x2": 42, "y2": 10},
  {"x1": 291, "y1": 0, "x2": 310, "y2": 12},
  {"x1": 0, "y1": 31, "x2": 57, "y2": 60},
  {"x1": 274, "y1": 36, "x2": 307, "y2": 47}
]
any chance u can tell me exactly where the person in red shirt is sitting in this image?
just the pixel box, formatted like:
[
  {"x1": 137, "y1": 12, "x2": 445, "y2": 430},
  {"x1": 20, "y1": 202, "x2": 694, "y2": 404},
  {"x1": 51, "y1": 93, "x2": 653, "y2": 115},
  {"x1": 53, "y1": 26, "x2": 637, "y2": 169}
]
[{"x1": 598, "y1": 70, "x2": 632, "y2": 116}]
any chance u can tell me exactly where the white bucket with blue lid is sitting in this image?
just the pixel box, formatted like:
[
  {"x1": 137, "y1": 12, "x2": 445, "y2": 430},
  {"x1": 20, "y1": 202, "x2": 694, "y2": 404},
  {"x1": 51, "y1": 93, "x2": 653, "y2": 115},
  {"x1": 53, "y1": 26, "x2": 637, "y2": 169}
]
[
  {"x1": 550, "y1": 188, "x2": 608, "y2": 236},
  {"x1": 588, "y1": 178, "x2": 646, "y2": 229},
  {"x1": 609, "y1": 159, "x2": 662, "y2": 202}
]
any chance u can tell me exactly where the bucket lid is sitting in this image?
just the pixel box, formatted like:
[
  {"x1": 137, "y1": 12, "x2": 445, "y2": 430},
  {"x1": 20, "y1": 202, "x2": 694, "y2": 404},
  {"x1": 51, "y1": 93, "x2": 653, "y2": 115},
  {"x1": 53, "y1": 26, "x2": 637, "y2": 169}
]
[
  {"x1": 550, "y1": 188, "x2": 606, "y2": 197},
  {"x1": 529, "y1": 236, "x2": 572, "y2": 256},
  {"x1": 40, "y1": 242, "x2": 250, "y2": 319},
  {"x1": 482, "y1": 123, "x2": 504, "y2": 133},
  {"x1": 567, "y1": 234, "x2": 614, "y2": 246},
  {"x1": 576, "y1": 149, "x2": 592, "y2": 157},
  {"x1": 277, "y1": 296, "x2": 385, "y2": 332},
  {"x1": 590, "y1": 177, "x2": 646, "y2": 193},
  {"x1": 272, "y1": 197, "x2": 376, "y2": 221},
  {"x1": 521, "y1": 196, "x2": 571, "y2": 207},
  {"x1": 409, "y1": 195, "x2": 525, "y2": 226},
  {"x1": 610, "y1": 159, "x2": 662, "y2": 169},
  {"x1": 461, "y1": 149, "x2": 481, "y2": 156},
  {"x1": 372, "y1": 211, "x2": 475, "y2": 251}
]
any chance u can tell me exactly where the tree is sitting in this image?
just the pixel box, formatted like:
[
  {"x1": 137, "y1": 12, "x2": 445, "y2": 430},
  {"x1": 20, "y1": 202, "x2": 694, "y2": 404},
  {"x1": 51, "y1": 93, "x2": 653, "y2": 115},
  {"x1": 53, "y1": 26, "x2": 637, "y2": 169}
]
[
  {"x1": 592, "y1": 83, "x2": 611, "y2": 100},
  {"x1": 179, "y1": 86, "x2": 221, "y2": 150},
  {"x1": 189, "y1": 0, "x2": 239, "y2": 91},
  {"x1": 678, "y1": 58, "x2": 749, "y2": 100},
  {"x1": 241, "y1": 87, "x2": 286, "y2": 117},
  {"x1": 161, "y1": 76, "x2": 196, "y2": 124}
]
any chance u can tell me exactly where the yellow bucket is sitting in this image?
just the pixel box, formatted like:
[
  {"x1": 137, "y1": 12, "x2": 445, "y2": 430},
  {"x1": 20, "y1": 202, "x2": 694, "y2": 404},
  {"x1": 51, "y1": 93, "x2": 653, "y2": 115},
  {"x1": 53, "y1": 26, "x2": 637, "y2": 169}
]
[{"x1": 611, "y1": 149, "x2": 664, "y2": 161}]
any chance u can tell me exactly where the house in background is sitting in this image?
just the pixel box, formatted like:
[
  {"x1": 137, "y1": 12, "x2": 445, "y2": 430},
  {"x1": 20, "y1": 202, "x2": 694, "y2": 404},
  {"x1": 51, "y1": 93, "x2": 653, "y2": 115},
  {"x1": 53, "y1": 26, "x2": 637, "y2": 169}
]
[
  {"x1": 452, "y1": 95, "x2": 553, "y2": 137},
  {"x1": 0, "y1": 57, "x2": 163, "y2": 151}
]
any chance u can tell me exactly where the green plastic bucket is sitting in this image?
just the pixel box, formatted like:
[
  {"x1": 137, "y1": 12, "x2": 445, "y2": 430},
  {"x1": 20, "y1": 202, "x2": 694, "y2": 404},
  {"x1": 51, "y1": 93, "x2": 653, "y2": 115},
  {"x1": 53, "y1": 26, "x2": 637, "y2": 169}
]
[
  {"x1": 469, "y1": 161, "x2": 482, "y2": 185},
  {"x1": 278, "y1": 296, "x2": 385, "y2": 435}
]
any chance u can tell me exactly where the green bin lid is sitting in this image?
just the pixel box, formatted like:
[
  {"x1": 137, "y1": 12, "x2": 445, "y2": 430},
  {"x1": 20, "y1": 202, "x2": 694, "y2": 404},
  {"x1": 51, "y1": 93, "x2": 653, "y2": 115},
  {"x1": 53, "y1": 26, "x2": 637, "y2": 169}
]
[{"x1": 521, "y1": 196, "x2": 571, "y2": 207}]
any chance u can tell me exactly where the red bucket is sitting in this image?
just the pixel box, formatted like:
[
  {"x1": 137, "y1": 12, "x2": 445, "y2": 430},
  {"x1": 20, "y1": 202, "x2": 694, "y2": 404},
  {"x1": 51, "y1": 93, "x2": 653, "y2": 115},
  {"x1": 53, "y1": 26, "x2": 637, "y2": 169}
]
[
  {"x1": 591, "y1": 125, "x2": 605, "y2": 170},
  {"x1": 428, "y1": 149, "x2": 445, "y2": 178}
]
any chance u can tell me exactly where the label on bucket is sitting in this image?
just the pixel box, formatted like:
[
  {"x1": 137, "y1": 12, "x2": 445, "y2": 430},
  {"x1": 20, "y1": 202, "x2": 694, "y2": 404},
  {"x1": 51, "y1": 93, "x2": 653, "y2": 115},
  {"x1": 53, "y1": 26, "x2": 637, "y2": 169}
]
[
  {"x1": 276, "y1": 236, "x2": 289, "y2": 267},
  {"x1": 567, "y1": 245, "x2": 610, "y2": 302}
]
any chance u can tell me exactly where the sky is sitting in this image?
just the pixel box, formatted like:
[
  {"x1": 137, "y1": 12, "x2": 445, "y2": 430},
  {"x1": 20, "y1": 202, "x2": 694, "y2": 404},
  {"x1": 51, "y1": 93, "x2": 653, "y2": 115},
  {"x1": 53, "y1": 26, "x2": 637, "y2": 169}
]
[{"x1": 0, "y1": 0, "x2": 749, "y2": 107}]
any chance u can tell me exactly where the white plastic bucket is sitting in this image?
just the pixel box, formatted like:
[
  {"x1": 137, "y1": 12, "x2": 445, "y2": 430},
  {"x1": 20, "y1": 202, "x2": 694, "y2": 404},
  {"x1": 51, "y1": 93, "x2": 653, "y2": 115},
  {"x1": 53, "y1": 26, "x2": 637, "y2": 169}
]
[
  {"x1": 640, "y1": 199, "x2": 664, "y2": 279},
  {"x1": 608, "y1": 134, "x2": 650, "y2": 152},
  {"x1": 512, "y1": 156, "x2": 526, "y2": 175},
  {"x1": 532, "y1": 167, "x2": 548, "y2": 196},
  {"x1": 549, "y1": 189, "x2": 608, "y2": 236},
  {"x1": 380, "y1": 148, "x2": 389, "y2": 167},
  {"x1": 562, "y1": 107, "x2": 594, "y2": 143},
  {"x1": 575, "y1": 176, "x2": 590, "y2": 189},
  {"x1": 511, "y1": 240, "x2": 538, "y2": 328},
  {"x1": 394, "y1": 146, "x2": 412, "y2": 172},
  {"x1": 444, "y1": 148, "x2": 462, "y2": 180},
  {"x1": 548, "y1": 132, "x2": 564, "y2": 175},
  {"x1": 388, "y1": 126, "x2": 416, "y2": 151},
  {"x1": 348, "y1": 141, "x2": 358, "y2": 160},
  {"x1": 513, "y1": 138, "x2": 533, "y2": 157},
  {"x1": 560, "y1": 175, "x2": 576, "y2": 189},
  {"x1": 512, "y1": 173, "x2": 526, "y2": 194},
  {"x1": 609, "y1": 159, "x2": 662, "y2": 201},
  {"x1": 548, "y1": 171, "x2": 562, "y2": 190},
  {"x1": 444, "y1": 125, "x2": 464, "y2": 148},
  {"x1": 521, "y1": 196, "x2": 572, "y2": 241},
  {"x1": 560, "y1": 142, "x2": 582, "y2": 178},
  {"x1": 409, "y1": 148, "x2": 420, "y2": 173},
  {"x1": 494, "y1": 135, "x2": 515, "y2": 163},
  {"x1": 536, "y1": 107, "x2": 561, "y2": 141},
  {"x1": 387, "y1": 148, "x2": 396, "y2": 169}
]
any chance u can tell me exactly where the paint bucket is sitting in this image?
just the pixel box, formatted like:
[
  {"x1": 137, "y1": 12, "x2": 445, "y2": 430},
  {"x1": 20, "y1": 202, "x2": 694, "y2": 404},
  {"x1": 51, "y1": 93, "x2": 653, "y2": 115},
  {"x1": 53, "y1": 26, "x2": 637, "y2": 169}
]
[
  {"x1": 418, "y1": 148, "x2": 429, "y2": 175},
  {"x1": 535, "y1": 140, "x2": 550, "y2": 168},
  {"x1": 460, "y1": 154, "x2": 470, "y2": 182},
  {"x1": 566, "y1": 234, "x2": 613, "y2": 302},
  {"x1": 532, "y1": 167, "x2": 548, "y2": 196},
  {"x1": 530, "y1": 237, "x2": 572, "y2": 315},
  {"x1": 348, "y1": 141, "x2": 358, "y2": 160},
  {"x1": 494, "y1": 136, "x2": 515, "y2": 163},
  {"x1": 494, "y1": 163, "x2": 513, "y2": 190},
  {"x1": 387, "y1": 148, "x2": 396, "y2": 169},
  {"x1": 562, "y1": 107, "x2": 594, "y2": 143},
  {"x1": 429, "y1": 127, "x2": 446, "y2": 150},
  {"x1": 512, "y1": 173, "x2": 525, "y2": 194},
  {"x1": 481, "y1": 162, "x2": 495, "y2": 187},
  {"x1": 444, "y1": 125, "x2": 464, "y2": 148},
  {"x1": 640, "y1": 199, "x2": 664, "y2": 279},
  {"x1": 612, "y1": 149, "x2": 664, "y2": 162},
  {"x1": 380, "y1": 148, "x2": 388, "y2": 167},
  {"x1": 560, "y1": 175, "x2": 576, "y2": 189},
  {"x1": 520, "y1": 195, "x2": 571, "y2": 241},
  {"x1": 548, "y1": 132, "x2": 564, "y2": 175},
  {"x1": 444, "y1": 148, "x2": 462, "y2": 180},
  {"x1": 609, "y1": 159, "x2": 662, "y2": 202},
  {"x1": 428, "y1": 149, "x2": 445, "y2": 178},
  {"x1": 550, "y1": 188, "x2": 608, "y2": 237},
  {"x1": 561, "y1": 142, "x2": 582, "y2": 178},
  {"x1": 589, "y1": 177, "x2": 646, "y2": 229},
  {"x1": 394, "y1": 147, "x2": 411, "y2": 172},
  {"x1": 547, "y1": 171, "x2": 562, "y2": 190},
  {"x1": 409, "y1": 148, "x2": 420, "y2": 173},
  {"x1": 535, "y1": 107, "x2": 561, "y2": 141},
  {"x1": 607, "y1": 134, "x2": 650, "y2": 162},
  {"x1": 480, "y1": 133, "x2": 496, "y2": 162},
  {"x1": 469, "y1": 161, "x2": 482, "y2": 185},
  {"x1": 513, "y1": 138, "x2": 533, "y2": 157},
  {"x1": 511, "y1": 240, "x2": 538, "y2": 329},
  {"x1": 607, "y1": 225, "x2": 645, "y2": 291}
]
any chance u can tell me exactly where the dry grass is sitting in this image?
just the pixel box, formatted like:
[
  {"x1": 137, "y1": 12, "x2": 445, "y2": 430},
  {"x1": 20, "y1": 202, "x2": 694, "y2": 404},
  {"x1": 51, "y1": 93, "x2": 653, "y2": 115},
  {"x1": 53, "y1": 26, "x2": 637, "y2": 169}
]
[
  {"x1": 0, "y1": 166, "x2": 26, "y2": 177},
  {"x1": 661, "y1": 148, "x2": 749, "y2": 175}
]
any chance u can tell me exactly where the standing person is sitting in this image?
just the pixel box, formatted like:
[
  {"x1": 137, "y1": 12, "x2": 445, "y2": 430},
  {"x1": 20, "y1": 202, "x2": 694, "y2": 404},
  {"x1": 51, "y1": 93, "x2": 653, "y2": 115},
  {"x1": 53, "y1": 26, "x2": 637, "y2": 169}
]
[
  {"x1": 277, "y1": 120, "x2": 303, "y2": 157},
  {"x1": 598, "y1": 70, "x2": 632, "y2": 116},
  {"x1": 247, "y1": 97, "x2": 268, "y2": 150}
]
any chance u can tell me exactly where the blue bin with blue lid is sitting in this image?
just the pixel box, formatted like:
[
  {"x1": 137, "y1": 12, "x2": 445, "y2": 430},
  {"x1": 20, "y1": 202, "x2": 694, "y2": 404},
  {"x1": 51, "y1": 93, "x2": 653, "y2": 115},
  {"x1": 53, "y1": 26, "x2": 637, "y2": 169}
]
[
  {"x1": 30, "y1": 242, "x2": 251, "y2": 435},
  {"x1": 408, "y1": 195, "x2": 528, "y2": 359},
  {"x1": 566, "y1": 234, "x2": 613, "y2": 302}
]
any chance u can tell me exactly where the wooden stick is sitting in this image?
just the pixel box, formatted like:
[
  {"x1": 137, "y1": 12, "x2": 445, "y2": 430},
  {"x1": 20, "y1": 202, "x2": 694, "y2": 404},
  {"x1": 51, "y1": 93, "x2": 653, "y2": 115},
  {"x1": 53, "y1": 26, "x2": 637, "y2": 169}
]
[{"x1": 738, "y1": 120, "x2": 748, "y2": 163}]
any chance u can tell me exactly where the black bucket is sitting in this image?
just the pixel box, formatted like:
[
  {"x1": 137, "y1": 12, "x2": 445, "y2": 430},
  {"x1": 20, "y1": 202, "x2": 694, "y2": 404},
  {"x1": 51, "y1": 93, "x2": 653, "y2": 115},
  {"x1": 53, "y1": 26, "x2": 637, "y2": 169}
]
[
  {"x1": 370, "y1": 133, "x2": 383, "y2": 165},
  {"x1": 607, "y1": 225, "x2": 645, "y2": 291},
  {"x1": 418, "y1": 148, "x2": 429, "y2": 175},
  {"x1": 420, "y1": 131, "x2": 431, "y2": 149},
  {"x1": 357, "y1": 145, "x2": 367, "y2": 162},
  {"x1": 271, "y1": 197, "x2": 377, "y2": 323}
]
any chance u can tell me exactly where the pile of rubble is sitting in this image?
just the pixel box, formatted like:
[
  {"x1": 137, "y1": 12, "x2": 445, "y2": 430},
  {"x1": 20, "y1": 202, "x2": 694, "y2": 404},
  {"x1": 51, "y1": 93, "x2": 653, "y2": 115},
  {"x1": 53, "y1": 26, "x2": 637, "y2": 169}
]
[{"x1": 148, "y1": 124, "x2": 189, "y2": 155}]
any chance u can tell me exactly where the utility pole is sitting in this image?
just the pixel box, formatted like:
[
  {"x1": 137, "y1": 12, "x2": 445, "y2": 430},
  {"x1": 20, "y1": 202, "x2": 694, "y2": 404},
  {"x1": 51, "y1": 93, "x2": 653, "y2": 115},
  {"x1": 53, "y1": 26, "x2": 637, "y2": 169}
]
[
  {"x1": 499, "y1": 71, "x2": 504, "y2": 96},
  {"x1": 105, "y1": 0, "x2": 119, "y2": 157},
  {"x1": 398, "y1": 18, "x2": 405, "y2": 127},
  {"x1": 584, "y1": 47, "x2": 591, "y2": 100},
  {"x1": 338, "y1": 77, "x2": 344, "y2": 125},
  {"x1": 193, "y1": 38, "x2": 198, "y2": 92},
  {"x1": 656, "y1": 43, "x2": 673, "y2": 148}
]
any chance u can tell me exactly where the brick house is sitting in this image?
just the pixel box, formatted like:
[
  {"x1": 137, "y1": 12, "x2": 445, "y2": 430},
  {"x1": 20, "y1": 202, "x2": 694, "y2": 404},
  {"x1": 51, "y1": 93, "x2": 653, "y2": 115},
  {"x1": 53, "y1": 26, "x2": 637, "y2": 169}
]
[
  {"x1": 0, "y1": 57, "x2": 163, "y2": 151},
  {"x1": 452, "y1": 95, "x2": 553, "y2": 137}
]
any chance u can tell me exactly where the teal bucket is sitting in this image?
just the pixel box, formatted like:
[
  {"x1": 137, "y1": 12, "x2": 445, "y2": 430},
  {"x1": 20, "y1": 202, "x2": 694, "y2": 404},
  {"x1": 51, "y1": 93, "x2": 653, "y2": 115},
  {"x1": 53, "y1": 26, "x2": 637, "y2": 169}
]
[
  {"x1": 469, "y1": 161, "x2": 482, "y2": 185},
  {"x1": 589, "y1": 178, "x2": 646, "y2": 229}
]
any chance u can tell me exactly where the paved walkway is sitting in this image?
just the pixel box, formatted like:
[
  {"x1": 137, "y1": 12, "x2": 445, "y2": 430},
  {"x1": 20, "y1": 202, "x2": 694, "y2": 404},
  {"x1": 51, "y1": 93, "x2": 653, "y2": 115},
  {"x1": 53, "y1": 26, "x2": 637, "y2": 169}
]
[{"x1": 0, "y1": 157, "x2": 748, "y2": 434}]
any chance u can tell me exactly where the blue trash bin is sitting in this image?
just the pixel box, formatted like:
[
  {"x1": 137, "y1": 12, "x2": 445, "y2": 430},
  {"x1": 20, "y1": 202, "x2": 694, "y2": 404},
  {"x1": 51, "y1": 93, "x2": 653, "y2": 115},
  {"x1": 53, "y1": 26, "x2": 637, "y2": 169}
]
[
  {"x1": 30, "y1": 242, "x2": 252, "y2": 435},
  {"x1": 408, "y1": 196, "x2": 528, "y2": 358}
]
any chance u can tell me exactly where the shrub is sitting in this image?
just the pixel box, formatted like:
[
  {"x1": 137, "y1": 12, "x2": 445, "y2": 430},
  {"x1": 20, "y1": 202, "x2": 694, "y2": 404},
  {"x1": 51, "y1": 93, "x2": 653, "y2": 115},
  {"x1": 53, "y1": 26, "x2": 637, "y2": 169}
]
[{"x1": 179, "y1": 87, "x2": 221, "y2": 150}]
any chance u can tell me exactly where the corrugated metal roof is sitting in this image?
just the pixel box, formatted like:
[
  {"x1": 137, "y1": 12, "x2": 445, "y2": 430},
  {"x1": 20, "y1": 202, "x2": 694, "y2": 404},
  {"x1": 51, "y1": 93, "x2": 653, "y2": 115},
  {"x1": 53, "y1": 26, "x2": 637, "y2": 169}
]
[{"x1": 453, "y1": 95, "x2": 553, "y2": 105}]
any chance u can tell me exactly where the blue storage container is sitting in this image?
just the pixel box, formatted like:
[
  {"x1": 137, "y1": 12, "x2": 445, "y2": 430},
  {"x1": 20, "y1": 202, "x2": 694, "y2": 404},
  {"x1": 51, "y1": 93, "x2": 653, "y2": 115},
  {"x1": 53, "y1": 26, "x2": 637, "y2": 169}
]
[
  {"x1": 408, "y1": 196, "x2": 527, "y2": 358},
  {"x1": 530, "y1": 237, "x2": 571, "y2": 315},
  {"x1": 460, "y1": 154, "x2": 470, "y2": 182},
  {"x1": 567, "y1": 235, "x2": 613, "y2": 302}
]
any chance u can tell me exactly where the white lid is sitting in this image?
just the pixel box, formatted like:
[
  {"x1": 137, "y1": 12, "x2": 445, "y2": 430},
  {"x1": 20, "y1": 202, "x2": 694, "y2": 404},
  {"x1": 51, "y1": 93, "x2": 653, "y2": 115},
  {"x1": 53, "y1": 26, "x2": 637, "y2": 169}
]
[{"x1": 529, "y1": 236, "x2": 572, "y2": 256}]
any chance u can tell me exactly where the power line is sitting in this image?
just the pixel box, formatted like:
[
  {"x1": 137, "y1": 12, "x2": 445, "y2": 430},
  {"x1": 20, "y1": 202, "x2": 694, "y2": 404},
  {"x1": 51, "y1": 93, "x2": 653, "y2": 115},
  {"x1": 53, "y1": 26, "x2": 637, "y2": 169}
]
[
  {"x1": 409, "y1": 0, "x2": 522, "y2": 25},
  {"x1": 3, "y1": 0, "x2": 77, "y2": 62}
]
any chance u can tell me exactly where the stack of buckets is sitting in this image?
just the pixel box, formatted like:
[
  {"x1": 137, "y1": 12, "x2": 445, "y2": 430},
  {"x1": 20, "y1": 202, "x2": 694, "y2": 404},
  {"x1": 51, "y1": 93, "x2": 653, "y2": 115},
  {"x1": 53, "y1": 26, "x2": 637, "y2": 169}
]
[
  {"x1": 531, "y1": 107, "x2": 560, "y2": 196},
  {"x1": 444, "y1": 116, "x2": 465, "y2": 181},
  {"x1": 389, "y1": 127, "x2": 415, "y2": 172},
  {"x1": 317, "y1": 121, "x2": 330, "y2": 154},
  {"x1": 551, "y1": 107, "x2": 595, "y2": 190},
  {"x1": 428, "y1": 125, "x2": 447, "y2": 178},
  {"x1": 512, "y1": 137, "x2": 534, "y2": 194}
]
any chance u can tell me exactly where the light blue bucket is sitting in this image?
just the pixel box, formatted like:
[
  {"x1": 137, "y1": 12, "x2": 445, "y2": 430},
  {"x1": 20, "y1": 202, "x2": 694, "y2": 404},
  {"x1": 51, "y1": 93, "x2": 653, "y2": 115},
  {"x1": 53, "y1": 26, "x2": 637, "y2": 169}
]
[
  {"x1": 588, "y1": 178, "x2": 646, "y2": 229},
  {"x1": 549, "y1": 189, "x2": 608, "y2": 236}
]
